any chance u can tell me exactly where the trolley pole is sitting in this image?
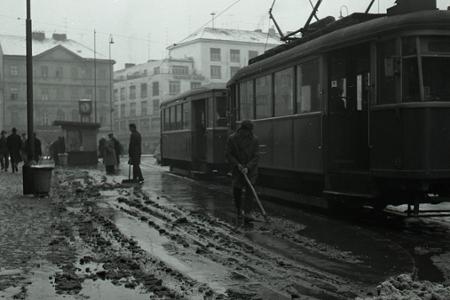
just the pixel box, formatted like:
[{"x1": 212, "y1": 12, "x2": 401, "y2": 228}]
[{"x1": 26, "y1": 0, "x2": 34, "y2": 162}]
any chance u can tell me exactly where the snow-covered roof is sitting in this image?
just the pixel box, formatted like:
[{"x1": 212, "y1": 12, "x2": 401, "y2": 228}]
[
  {"x1": 0, "y1": 33, "x2": 104, "y2": 59},
  {"x1": 168, "y1": 27, "x2": 281, "y2": 49}
]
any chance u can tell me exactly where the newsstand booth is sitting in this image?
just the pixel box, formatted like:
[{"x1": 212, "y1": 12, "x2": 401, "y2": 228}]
[{"x1": 53, "y1": 121, "x2": 100, "y2": 166}]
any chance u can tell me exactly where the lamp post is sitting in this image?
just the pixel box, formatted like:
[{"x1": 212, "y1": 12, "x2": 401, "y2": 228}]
[
  {"x1": 26, "y1": 0, "x2": 34, "y2": 161},
  {"x1": 109, "y1": 34, "x2": 114, "y2": 132}
]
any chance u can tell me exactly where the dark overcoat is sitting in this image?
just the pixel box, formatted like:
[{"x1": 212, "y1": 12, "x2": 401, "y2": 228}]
[
  {"x1": 7, "y1": 133, "x2": 22, "y2": 162},
  {"x1": 128, "y1": 131, "x2": 142, "y2": 165},
  {"x1": 225, "y1": 129, "x2": 259, "y2": 188}
]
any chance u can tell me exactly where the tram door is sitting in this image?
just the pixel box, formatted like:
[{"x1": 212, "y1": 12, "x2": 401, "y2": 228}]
[
  {"x1": 192, "y1": 99, "x2": 207, "y2": 161},
  {"x1": 327, "y1": 44, "x2": 370, "y2": 173}
]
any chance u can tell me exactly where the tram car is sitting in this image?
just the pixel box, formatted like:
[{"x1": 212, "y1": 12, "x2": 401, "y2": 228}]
[
  {"x1": 228, "y1": 0, "x2": 450, "y2": 209},
  {"x1": 160, "y1": 83, "x2": 229, "y2": 174}
]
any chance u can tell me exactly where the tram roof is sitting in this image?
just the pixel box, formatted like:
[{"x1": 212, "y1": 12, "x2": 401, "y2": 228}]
[
  {"x1": 161, "y1": 83, "x2": 227, "y2": 107},
  {"x1": 228, "y1": 9, "x2": 450, "y2": 85}
]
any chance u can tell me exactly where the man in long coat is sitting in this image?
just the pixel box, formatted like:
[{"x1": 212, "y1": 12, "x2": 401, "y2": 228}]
[
  {"x1": 225, "y1": 120, "x2": 259, "y2": 225},
  {"x1": 128, "y1": 123, "x2": 144, "y2": 183},
  {"x1": 7, "y1": 128, "x2": 22, "y2": 173},
  {"x1": 0, "y1": 131, "x2": 9, "y2": 171}
]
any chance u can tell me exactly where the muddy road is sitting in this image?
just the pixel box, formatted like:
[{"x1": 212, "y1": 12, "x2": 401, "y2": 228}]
[{"x1": 0, "y1": 157, "x2": 449, "y2": 299}]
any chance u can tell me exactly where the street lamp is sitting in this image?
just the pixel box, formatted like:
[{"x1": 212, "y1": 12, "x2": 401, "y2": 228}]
[
  {"x1": 109, "y1": 34, "x2": 114, "y2": 132},
  {"x1": 26, "y1": 0, "x2": 34, "y2": 160}
]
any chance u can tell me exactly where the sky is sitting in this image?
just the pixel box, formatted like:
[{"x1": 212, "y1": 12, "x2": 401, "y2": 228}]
[{"x1": 0, "y1": 0, "x2": 448, "y2": 68}]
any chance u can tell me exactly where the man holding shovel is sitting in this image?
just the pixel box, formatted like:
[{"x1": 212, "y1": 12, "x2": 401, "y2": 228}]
[{"x1": 226, "y1": 120, "x2": 259, "y2": 226}]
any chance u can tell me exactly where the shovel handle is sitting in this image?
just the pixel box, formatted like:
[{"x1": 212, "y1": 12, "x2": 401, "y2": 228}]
[{"x1": 242, "y1": 171, "x2": 268, "y2": 219}]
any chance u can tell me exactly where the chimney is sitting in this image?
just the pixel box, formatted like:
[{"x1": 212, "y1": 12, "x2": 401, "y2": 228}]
[
  {"x1": 52, "y1": 33, "x2": 67, "y2": 41},
  {"x1": 125, "y1": 63, "x2": 136, "y2": 69},
  {"x1": 32, "y1": 31, "x2": 45, "y2": 41}
]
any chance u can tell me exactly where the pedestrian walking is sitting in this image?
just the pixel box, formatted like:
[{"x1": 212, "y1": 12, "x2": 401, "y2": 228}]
[
  {"x1": 104, "y1": 135, "x2": 117, "y2": 175},
  {"x1": 225, "y1": 120, "x2": 259, "y2": 226},
  {"x1": 108, "y1": 133, "x2": 122, "y2": 169},
  {"x1": 0, "y1": 130, "x2": 9, "y2": 171},
  {"x1": 6, "y1": 128, "x2": 22, "y2": 173},
  {"x1": 128, "y1": 123, "x2": 144, "y2": 183}
]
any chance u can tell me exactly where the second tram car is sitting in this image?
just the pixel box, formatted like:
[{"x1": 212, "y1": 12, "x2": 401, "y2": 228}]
[
  {"x1": 228, "y1": 2, "x2": 450, "y2": 209},
  {"x1": 160, "y1": 84, "x2": 229, "y2": 174}
]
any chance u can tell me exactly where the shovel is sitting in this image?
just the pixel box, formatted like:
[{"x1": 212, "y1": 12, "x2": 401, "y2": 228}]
[
  {"x1": 121, "y1": 164, "x2": 135, "y2": 184},
  {"x1": 242, "y1": 171, "x2": 270, "y2": 223}
]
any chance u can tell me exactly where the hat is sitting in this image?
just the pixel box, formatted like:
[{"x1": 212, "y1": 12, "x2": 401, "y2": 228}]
[{"x1": 239, "y1": 120, "x2": 253, "y2": 131}]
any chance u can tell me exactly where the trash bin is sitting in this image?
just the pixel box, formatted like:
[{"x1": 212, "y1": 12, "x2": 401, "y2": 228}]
[
  {"x1": 23, "y1": 165, "x2": 34, "y2": 195},
  {"x1": 31, "y1": 165, "x2": 54, "y2": 196},
  {"x1": 57, "y1": 153, "x2": 68, "y2": 166}
]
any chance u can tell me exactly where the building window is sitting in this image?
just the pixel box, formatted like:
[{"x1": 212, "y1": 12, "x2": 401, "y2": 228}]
[
  {"x1": 41, "y1": 66, "x2": 48, "y2": 79},
  {"x1": 210, "y1": 66, "x2": 222, "y2": 79},
  {"x1": 10, "y1": 65, "x2": 19, "y2": 76},
  {"x1": 113, "y1": 89, "x2": 119, "y2": 101},
  {"x1": 129, "y1": 85, "x2": 136, "y2": 99},
  {"x1": 140, "y1": 83, "x2": 148, "y2": 98},
  {"x1": 172, "y1": 65, "x2": 189, "y2": 75},
  {"x1": 274, "y1": 68, "x2": 294, "y2": 116},
  {"x1": 230, "y1": 49, "x2": 240, "y2": 63},
  {"x1": 153, "y1": 67, "x2": 160, "y2": 74},
  {"x1": 10, "y1": 88, "x2": 19, "y2": 101},
  {"x1": 141, "y1": 101, "x2": 148, "y2": 116},
  {"x1": 55, "y1": 66, "x2": 63, "y2": 78},
  {"x1": 114, "y1": 105, "x2": 119, "y2": 119},
  {"x1": 99, "y1": 88, "x2": 107, "y2": 102},
  {"x1": 249, "y1": 50, "x2": 259, "y2": 60},
  {"x1": 230, "y1": 67, "x2": 240, "y2": 78},
  {"x1": 297, "y1": 59, "x2": 321, "y2": 113},
  {"x1": 41, "y1": 88, "x2": 49, "y2": 101},
  {"x1": 191, "y1": 82, "x2": 201, "y2": 90},
  {"x1": 120, "y1": 104, "x2": 126, "y2": 117},
  {"x1": 152, "y1": 99, "x2": 160, "y2": 114},
  {"x1": 255, "y1": 75, "x2": 272, "y2": 119},
  {"x1": 71, "y1": 67, "x2": 78, "y2": 79},
  {"x1": 130, "y1": 103, "x2": 136, "y2": 116},
  {"x1": 152, "y1": 82, "x2": 159, "y2": 96},
  {"x1": 169, "y1": 81, "x2": 181, "y2": 95},
  {"x1": 239, "y1": 80, "x2": 254, "y2": 120},
  {"x1": 210, "y1": 48, "x2": 221, "y2": 61},
  {"x1": 120, "y1": 87, "x2": 126, "y2": 100}
]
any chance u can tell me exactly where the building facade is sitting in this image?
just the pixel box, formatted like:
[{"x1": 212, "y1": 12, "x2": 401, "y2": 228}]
[
  {"x1": 167, "y1": 27, "x2": 281, "y2": 83},
  {"x1": 0, "y1": 32, "x2": 113, "y2": 153},
  {"x1": 113, "y1": 58, "x2": 206, "y2": 153}
]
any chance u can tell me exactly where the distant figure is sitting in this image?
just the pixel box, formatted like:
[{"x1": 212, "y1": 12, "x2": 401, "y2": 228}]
[
  {"x1": 24, "y1": 133, "x2": 42, "y2": 163},
  {"x1": 98, "y1": 137, "x2": 106, "y2": 160},
  {"x1": 104, "y1": 135, "x2": 117, "y2": 175},
  {"x1": 7, "y1": 128, "x2": 22, "y2": 173},
  {"x1": 128, "y1": 123, "x2": 144, "y2": 183},
  {"x1": 225, "y1": 120, "x2": 259, "y2": 225},
  {"x1": 108, "y1": 133, "x2": 122, "y2": 169},
  {"x1": 50, "y1": 136, "x2": 65, "y2": 164},
  {"x1": 0, "y1": 131, "x2": 9, "y2": 171}
]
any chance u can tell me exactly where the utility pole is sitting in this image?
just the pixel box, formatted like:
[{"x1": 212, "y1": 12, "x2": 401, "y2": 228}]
[
  {"x1": 94, "y1": 29, "x2": 97, "y2": 124},
  {"x1": 211, "y1": 12, "x2": 216, "y2": 29},
  {"x1": 26, "y1": 0, "x2": 34, "y2": 161},
  {"x1": 109, "y1": 34, "x2": 114, "y2": 132}
]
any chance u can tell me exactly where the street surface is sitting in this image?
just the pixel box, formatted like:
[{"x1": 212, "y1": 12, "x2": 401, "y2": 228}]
[{"x1": 0, "y1": 156, "x2": 449, "y2": 299}]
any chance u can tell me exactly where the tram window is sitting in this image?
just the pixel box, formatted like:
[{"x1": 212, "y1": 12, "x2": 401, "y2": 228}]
[
  {"x1": 255, "y1": 75, "x2": 272, "y2": 119},
  {"x1": 402, "y1": 37, "x2": 417, "y2": 56},
  {"x1": 215, "y1": 96, "x2": 227, "y2": 126},
  {"x1": 176, "y1": 104, "x2": 182, "y2": 130},
  {"x1": 403, "y1": 57, "x2": 420, "y2": 102},
  {"x1": 163, "y1": 109, "x2": 169, "y2": 131},
  {"x1": 378, "y1": 39, "x2": 400, "y2": 104},
  {"x1": 297, "y1": 59, "x2": 320, "y2": 113},
  {"x1": 183, "y1": 102, "x2": 191, "y2": 129},
  {"x1": 207, "y1": 98, "x2": 214, "y2": 128},
  {"x1": 274, "y1": 68, "x2": 294, "y2": 116},
  {"x1": 239, "y1": 80, "x2": 254, "y2": 120},
  {"x1": 169, "y1": 106, "x2": 176, "y2": 130},
  {"x1": 422, "y1": 57, "x2": 450, "y2": 101}
]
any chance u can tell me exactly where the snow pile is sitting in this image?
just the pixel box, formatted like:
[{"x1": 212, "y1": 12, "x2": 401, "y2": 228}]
[{"x1": 358, "y1": 274, "x2": 450, "y2": 300}]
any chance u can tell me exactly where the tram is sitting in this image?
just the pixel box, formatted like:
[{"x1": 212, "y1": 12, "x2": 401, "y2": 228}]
[
  {"x1": 228, "y1": 0, "x2": 450, "y2": 209},
  {"x1": 160, "y1": 83, "x2": 229, "y2": 174}
]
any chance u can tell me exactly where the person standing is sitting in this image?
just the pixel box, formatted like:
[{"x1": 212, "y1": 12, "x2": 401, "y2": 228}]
[
  {"x1": 98, "y1": 137, "x2": 106, "y2": 160},
  {"x1": 225, "y1": 120, "x2": 259, "y2": 225},
  {"x1": 0, "y1": 131, "x2": 9, "y2": 171},
  {"x1": 7, "y1": 128, "x2": 22, "y2": 173},
  {"x1": 128, "y1": 123, "x2": 144, "y2": 183},
  {"x1": 104, "y1": 135, "x2": 117, "y2": 175},
  {"x1": 24, "y1": 133, "x2": 42, "y2": 163},
  {"x1": 108, "y1": 133, "x2": 122, "y2": 169}
]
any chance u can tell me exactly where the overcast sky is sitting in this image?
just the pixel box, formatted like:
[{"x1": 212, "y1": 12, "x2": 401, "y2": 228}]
[{"x1": 0, "y1": 0, "x2": 448, "y2": 68}]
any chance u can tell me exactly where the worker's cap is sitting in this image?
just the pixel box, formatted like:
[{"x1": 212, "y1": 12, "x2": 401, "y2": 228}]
[{"x1": 239, "y1": 120, "x2": 253, "y2": 131}]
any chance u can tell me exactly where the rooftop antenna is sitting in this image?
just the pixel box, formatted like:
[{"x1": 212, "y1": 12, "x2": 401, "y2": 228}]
[{"x1": 210, "y1": 12, "x2": 216, "y2": 29}]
